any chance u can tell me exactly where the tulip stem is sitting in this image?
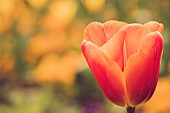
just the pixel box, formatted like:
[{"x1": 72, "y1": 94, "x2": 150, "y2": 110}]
[{"x1": 126, "y1": 107, "x2": 135, "y2": 113}]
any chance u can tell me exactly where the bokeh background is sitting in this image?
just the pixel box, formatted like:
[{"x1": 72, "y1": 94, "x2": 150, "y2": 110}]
[{"x1": 0, "y1": 0, "x2": 170, "y2": 113}]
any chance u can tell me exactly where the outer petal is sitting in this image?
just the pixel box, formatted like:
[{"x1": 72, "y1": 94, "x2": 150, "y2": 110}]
[
  {"x1": 82, "y1": 41, "x2": 126, "y2": 106},
  {"x1": 124, "y1": 32, "x2": 164, "y2": 106},
  {"x1": 84, "y1": 22, "x2": 106, "y2": 46},
  {"x1": 144, "y1": 21, "x2": 164, "y2": 33},
  {"x1": 146, "y1": 32, "x2": 164, "y2": 101},
  {"x1": 103, "y1": 20, "x2": 127, "y2": 40}
]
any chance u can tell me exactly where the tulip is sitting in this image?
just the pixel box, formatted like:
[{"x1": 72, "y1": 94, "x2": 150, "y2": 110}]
[{"x1": 81, "y1": 20, "x2": 164, "y2": 113}]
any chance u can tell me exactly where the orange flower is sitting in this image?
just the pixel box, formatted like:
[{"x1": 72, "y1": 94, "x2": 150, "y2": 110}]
[
  {"x1": 81, "y1": 20, "x2": 164, "y2": 108},
  {"x1": 34, "y1": 52, "x2": 80, "y2": 85}
]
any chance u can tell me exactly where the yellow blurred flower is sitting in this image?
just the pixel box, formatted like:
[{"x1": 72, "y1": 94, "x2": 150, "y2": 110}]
[
  {"x1": 0, "y1": 55, "x2": 15, "y2": 75},
  {"x1": 24, "y1": 32, "x2": 68, "y2": 63},
  {"x1": 27, "y1": 0, "x2": 48, "y2": 9},
  {"x1": 82, "y1": 0, "x2": 105, "y2": 14},
  {"x1": 0, "y1": 0, "x2": 15, "y2": 16},
  {"x1": 15, "y1": 5, "x2": 36, "y2": 36},
  {"x1": 43, "y1": 0, "x2": 78, "y2": 32},
  {"x1": 0, "y1": 0, "x2": 15, "y2": 34},
  {"x1": 0, "y1": 0, "x2": 35, "y2": 35},
  {"x1": 0, "y1": 16, "x2": 12, "y2": 34},
  {"x1": 34, "y1": 52, "x2": 80, "y2": 85}
]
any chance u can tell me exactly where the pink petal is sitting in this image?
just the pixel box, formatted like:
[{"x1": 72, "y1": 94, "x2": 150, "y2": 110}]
[
  {"x1": 144, "y1": 21, "x2": 164, "y2": 33},
  {"x1": 103, "y1": 20, "x2": 127, "y2": 40},
  {"x1": 124, "y1": 32, "x2": 164, "y2": 106},
  {"x1": 82, "y1": 41, "x2": 126, "y2": 106}
]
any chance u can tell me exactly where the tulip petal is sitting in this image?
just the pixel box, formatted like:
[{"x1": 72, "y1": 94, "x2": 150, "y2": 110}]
[
  {"x1": 82, "y1": 41, "x2": 126, "y2": 106},
  {"x1": 123, "y1": 24, "x2": 151, "y2": 58},
  {"x1": 84, "y1": 21, "x2": 127, "y2": 47},
  {"x1": 103, "y1": 20, "x2": 127, "y2": 40},
  {"x1": 84, "y1": 22, "x2": 106, "y2": 46},
  {"x1": 146, "y1": 32, "x2": 164, "y2": 101},
  {"x1": 124, "y1": 31, "x2": 164, "y2": 106},
  {"x1": 144, "y1": 21, "x2": 164, "y2": 33},
  {"x1": 101, "y1": 29, "x2": 126, "y2": 71}
]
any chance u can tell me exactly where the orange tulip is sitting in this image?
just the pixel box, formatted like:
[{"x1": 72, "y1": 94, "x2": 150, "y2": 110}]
[{"x1": 81, "y1": 20, "x2": 164, "y2": 112}]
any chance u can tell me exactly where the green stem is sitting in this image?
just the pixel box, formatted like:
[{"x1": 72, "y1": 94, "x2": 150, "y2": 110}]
[{"x1": 127, "y1": 107, "x2": 135, "y2": 113}]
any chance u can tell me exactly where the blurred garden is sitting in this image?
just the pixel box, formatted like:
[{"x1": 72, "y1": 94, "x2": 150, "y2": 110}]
[{"x1": 0, "y1": 0, "x2": 170, "y2": 113}]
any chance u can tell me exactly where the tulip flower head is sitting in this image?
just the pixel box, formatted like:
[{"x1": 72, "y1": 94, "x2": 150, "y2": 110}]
[{"x1": 81, "y1": 20, "x2": 164, "y2": 112}]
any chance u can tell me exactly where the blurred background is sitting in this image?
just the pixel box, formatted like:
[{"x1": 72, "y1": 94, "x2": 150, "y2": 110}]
[{"x1": 0, "y1": 0, "x2": 170, "y2": 113}]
